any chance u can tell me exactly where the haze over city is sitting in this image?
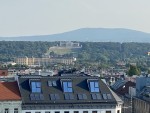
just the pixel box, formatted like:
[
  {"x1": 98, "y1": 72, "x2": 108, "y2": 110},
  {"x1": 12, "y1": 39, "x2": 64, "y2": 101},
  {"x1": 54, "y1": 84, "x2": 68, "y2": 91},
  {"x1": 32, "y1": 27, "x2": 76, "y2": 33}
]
[{"x1": 0, "y1": 0, "x2": 150, "y2": 37}]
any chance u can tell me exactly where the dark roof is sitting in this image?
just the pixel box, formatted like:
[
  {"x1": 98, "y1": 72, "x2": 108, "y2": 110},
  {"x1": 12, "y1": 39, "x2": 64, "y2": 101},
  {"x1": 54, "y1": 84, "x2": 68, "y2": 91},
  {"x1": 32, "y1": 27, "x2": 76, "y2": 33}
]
[
  {"x1": 18, "y1": 75, "x2": 120, "y2": 105},
  {"x1": 0, "y1": 81, "x2": 21, "y2": 101},
  {"x1": 115, "y1": 81, "x2": 135, "y2": 95}
]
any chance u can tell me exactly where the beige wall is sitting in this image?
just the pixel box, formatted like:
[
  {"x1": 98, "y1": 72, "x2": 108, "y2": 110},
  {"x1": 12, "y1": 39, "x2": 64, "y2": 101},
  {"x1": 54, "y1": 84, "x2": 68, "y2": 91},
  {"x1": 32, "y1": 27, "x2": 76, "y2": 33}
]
[{"x1": 15, "y1": 57, "x2": 75, "y2": 66}]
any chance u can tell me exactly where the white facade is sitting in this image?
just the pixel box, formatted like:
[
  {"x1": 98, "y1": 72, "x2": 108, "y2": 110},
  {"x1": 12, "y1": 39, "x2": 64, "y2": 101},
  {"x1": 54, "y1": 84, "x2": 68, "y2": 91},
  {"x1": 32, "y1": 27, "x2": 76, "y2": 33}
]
[
  {"x1": 0, "y1": 101, "x2": 21, "y2": 113},
  {"x1": 22, "y1": 107, "x2": 121, "y2": 113}
]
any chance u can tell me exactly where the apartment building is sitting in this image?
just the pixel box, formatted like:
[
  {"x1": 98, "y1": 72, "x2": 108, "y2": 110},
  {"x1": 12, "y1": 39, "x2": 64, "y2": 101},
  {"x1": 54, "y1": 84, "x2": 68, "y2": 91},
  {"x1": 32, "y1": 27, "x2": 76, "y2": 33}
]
[
  {"x1": 0, "y1": 81, "x2": 22, "y2": 113},
  {"x1": 18, "y1": 74, "x2": 123, "y2": 113}
]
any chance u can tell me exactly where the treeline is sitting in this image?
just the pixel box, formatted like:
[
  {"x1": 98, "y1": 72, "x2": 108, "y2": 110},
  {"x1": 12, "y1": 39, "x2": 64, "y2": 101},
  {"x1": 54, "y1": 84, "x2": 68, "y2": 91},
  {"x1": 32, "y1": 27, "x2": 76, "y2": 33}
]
[
  {"x1": 0, "y1": 41, "x2": 150, "y2": 64},
  {"x1": 78, "y1": 42, "x2": 150, "y2": 63},
  {"x1": 0, "y1": 41, "x2": 57, "y2": 61}
]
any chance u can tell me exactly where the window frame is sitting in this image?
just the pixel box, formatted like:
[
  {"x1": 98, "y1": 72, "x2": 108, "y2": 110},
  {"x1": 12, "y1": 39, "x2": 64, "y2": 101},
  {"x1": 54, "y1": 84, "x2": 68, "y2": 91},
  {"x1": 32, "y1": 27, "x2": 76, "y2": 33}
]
[
  {"x1": 63, "y1": 81, "x2": 73, "y2": 92},
  {"x1": 74, "y1": 111, "x2": 79, "y2": 113},
  {"x1": 88, "y1": 80, "x2": 100, "y2": 93},
  {"x1": 106, "y1": 111, "x2": 111, "y2": 113},
  {"x1": 14, "y1": 108, "x2": 18, "y2": 113},
  {"x1": 30, "y1": 81, "x2": 42, "y2": 93},
  {"x1": 83, "y1": 111, "x2": 88, "y2": 113},
  {"x1": 4, "y1": 108, "x2": 9, "y2": 113}
]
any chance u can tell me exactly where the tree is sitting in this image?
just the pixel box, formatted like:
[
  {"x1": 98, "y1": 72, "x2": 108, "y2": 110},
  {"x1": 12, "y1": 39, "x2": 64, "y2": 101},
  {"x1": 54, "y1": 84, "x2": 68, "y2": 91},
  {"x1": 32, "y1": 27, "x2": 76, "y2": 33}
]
[{"x1": 128, "y1": 65, "x2": 140, "y2": 76}]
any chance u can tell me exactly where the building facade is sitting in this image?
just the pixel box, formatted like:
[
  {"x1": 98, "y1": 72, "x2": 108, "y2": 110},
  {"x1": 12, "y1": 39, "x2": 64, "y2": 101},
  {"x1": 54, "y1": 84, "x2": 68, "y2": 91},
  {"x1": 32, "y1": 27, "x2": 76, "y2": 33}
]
[
  {"x1": 18, "y1": 75, "x2": 123, "y2": 113},
  {"x1": 133, "y1": 97, "x2": 150, "y2": 113},
  {"x1": 0, "y1": 69, "x2": 8, "y2": 76},
  {"x1": 0, "y1": 81, "x2": 22, "y2": 113},
  {"x1": 15, "y1": 57, "x2": 75, "y2": 66}
]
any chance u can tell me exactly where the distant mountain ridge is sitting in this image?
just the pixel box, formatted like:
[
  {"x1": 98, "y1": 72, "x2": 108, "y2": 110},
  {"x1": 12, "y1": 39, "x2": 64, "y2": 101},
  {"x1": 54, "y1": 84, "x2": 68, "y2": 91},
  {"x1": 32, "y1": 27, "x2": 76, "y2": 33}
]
[{"x1": 1, "y1": 28, "x2": 150, "y2": 42}]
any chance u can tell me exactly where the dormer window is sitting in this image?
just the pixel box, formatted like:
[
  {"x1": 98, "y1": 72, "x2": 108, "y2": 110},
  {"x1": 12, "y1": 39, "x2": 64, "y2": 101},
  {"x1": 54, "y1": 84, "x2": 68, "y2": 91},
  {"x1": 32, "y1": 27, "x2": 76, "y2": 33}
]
[
  {"x1": 88, "y1": 79, "x2": 100, "y2": 92},
  {"x1": 30, "y1": 80, "x2": 41, "y2": 93},
  {"x1": 48, "y1": 81, "x2": 57, "y2": 86},
  {"x1": 61, "y1": 79, "x2": 73, "y2": 92}
]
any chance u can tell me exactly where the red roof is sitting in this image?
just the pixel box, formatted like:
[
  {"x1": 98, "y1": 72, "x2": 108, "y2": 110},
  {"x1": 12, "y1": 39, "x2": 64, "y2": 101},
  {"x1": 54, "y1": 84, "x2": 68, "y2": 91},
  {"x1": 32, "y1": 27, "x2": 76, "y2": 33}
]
[{"x1": 0, "y1": 81, "x2": 21, "y2": 101}]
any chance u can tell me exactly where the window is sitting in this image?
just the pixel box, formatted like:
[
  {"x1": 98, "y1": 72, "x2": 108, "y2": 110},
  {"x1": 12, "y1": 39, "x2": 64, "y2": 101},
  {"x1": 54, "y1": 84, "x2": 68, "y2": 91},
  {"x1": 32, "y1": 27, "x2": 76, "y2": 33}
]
[
  {"x1": 50, "y1": 94, "x2": 60, "y2": 100},
  {"x1": 83, "y1": 111, "x2": 88, "y2": 113},
  {"x1": 30, "y1": 93, "x2": 44, "y2": 101},
  {"x1": 89, "y1": 80, "x2": 99, "y2": 92},
  {"x1": 102, "y1": 94, "x2": 107, "y2": 99},
  {"x1": 48, "y1": 81, "x2": 57, "y2": 86},
  {"x1": 78, "y1": 94, "x2": 87, "y2": 100},
  {"x1": 55, "y1": 112, "x2": 60, "y2": 113},
  {"x1": 35, "y1": 112, "x2": 41, "y2": 113},
  {"x1": 14, "y1": 108, "x2": 18, "y2": 113},
  {"x1": 106, "y1": 111, "x2": 111, "y2": 113},
  {"x1": 48, "y1": 81, "x2": 52, "y2": 86},
  {"x1": 52, "y1": 81, "x2": 57, "y2": 86},
  {"x1": 64, "y1": 93, "x2": 74, "y2": 100},
  {"x1": 5, "y1": 108, "x2": 9, "y2": 113},
  {"x1": 117, "y1": 110, "x2": 120, "y2": 113},
  {"x1": 91, "y1": 93, "x2": 102, "y2": 100},
  {"x1": 45, "y1": 112, "x2": 50, "y2": 113},
  {"x1": 92, "y1": 111, "x2": 97, "y2": 113},
  {"x1": 63, "y1": 81, "x2": 73, "y2": 92},
  {"x1": 107, "y1": 94, "x2": 112, "y2": 99},
  {"x1": 25, "y1": 112, "x2": 31, "y2": 113},
  {"x1": 30, "y1": 81, "x2": 41, "y2": 93},
  {"x1": 64, "y1": 111, "x2": 69, "y2": 113},
  {"x1": 74, "y1": 111, "x2": 79, "y2": 113}
]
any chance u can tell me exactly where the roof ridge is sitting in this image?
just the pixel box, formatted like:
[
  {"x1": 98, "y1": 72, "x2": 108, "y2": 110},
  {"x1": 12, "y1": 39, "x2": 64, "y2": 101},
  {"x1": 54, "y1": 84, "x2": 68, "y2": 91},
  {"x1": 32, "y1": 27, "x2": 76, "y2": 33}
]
[{"x1": 108, "y1": 87, "x2": 123, "y2": 104}]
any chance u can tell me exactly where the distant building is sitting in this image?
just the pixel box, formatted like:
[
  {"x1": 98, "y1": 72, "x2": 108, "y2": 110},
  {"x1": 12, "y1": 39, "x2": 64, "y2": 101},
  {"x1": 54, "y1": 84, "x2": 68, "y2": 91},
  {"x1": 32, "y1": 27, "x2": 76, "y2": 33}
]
[
  {"x1": 14, "y1": 56, "x2": 76, "y2": 66},
  {"x1": 0, "y1": 69, "x2": 8, "y2": 76},
  {"x1": 136, "y1": 76, "x2": 150, "y2": 96},
  {"x1": 18, "y1": 75, "x2": 123, "y2": 113},
  {"x1": 0, "y1": 81, "x2": 21, "y2": 113},
  {"x1": 112, "y1": 81, "x2": 136, "y2": 97},
  {"x1": 132, "y1": 76, "x2": 150, "y2": 113},
  {"x1": 14, "y1": 56, "x2": 35, "y2": 66},
  {"x1": 133, "y1": 97, "x2": 150, "y2": 113},
  {"x1": 59, "y1": 41, "x2": 82, "y2": 48},
  {"x1": 111, "y1": 79, "x2": 136, "y2": 113}
]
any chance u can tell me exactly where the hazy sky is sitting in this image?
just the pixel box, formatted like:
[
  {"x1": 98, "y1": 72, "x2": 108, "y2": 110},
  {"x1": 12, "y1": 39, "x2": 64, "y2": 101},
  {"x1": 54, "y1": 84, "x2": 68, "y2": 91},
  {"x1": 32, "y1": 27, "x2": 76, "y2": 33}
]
[{"x1": 0, "y1": 0, "x2": 150, "y2": 37}]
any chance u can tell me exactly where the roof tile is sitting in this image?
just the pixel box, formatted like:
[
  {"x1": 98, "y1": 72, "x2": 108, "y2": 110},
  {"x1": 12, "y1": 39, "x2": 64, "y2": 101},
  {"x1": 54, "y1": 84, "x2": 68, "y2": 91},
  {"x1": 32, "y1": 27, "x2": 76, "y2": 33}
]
[{"x1": 0, "y1": 81, "x2": 21, "y2": 101}]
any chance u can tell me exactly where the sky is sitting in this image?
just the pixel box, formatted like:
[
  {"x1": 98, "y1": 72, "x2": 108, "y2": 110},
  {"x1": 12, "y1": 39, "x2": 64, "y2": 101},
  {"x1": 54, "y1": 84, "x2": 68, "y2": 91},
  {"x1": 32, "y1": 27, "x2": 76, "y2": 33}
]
[{"x1": 0, "y1": 0, "x2": 150, "y2": 37}]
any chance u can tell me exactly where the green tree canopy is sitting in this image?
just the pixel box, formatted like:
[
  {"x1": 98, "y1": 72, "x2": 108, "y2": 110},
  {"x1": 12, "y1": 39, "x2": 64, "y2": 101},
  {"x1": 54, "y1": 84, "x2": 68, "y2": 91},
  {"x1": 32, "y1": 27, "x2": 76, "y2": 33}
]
[{"x1": 128, "y1": 65, "x2": 140, "y2": 76}]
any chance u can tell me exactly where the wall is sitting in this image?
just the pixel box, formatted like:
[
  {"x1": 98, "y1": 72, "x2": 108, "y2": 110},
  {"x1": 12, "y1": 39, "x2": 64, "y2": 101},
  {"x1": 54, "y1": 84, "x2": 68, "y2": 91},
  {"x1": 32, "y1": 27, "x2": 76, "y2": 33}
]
[
  {"x1": 0, "y1": 101, "x2": 21, "y2": 113},
  {"x1": 136, "y1": 77, "x2": 150, "y2": 94},
  {"x1": 22, "y1": 107, "x2": 121, "y2": 113},
  {"x1": 133, "y1": 97, "x2": 150, "y2": 113}
]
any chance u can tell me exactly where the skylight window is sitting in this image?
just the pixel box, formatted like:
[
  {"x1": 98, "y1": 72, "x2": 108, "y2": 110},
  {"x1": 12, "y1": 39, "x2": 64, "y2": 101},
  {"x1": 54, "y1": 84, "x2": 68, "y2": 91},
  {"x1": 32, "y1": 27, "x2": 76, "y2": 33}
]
[
  {"x1": 102, "y1": 94, "x2": 107, "y2": 99},
  {"x1": 31, "y1": 81, "x2": 41, "y2": 93},
  {"x1": 78, "y1": 94, "x2": 87, "y2": 100},
  {"x1": 48, "y1": 81, "x2": 57, "y2": 86},
  {"x1": 88, "y1": 80, "x2": 100, "y2": 92},
  {"x1": 50, "y1": 94, "x2": 60, "y2": 100},
  {"x1": 91, "y1": 93, "x2": 102, "y2": 100},
  {"x1": 52, "y1": 81, "x2": 57, "y2": 86},
  {"x1": 62, "y1": 81, "x2": 73, "y2": 92},
  {"x1": 30, "y1": 93, "x2": 44, "y2": 100},
  {"x1": 64, "y1": 93, "x2": 74, "y2": 100}
]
